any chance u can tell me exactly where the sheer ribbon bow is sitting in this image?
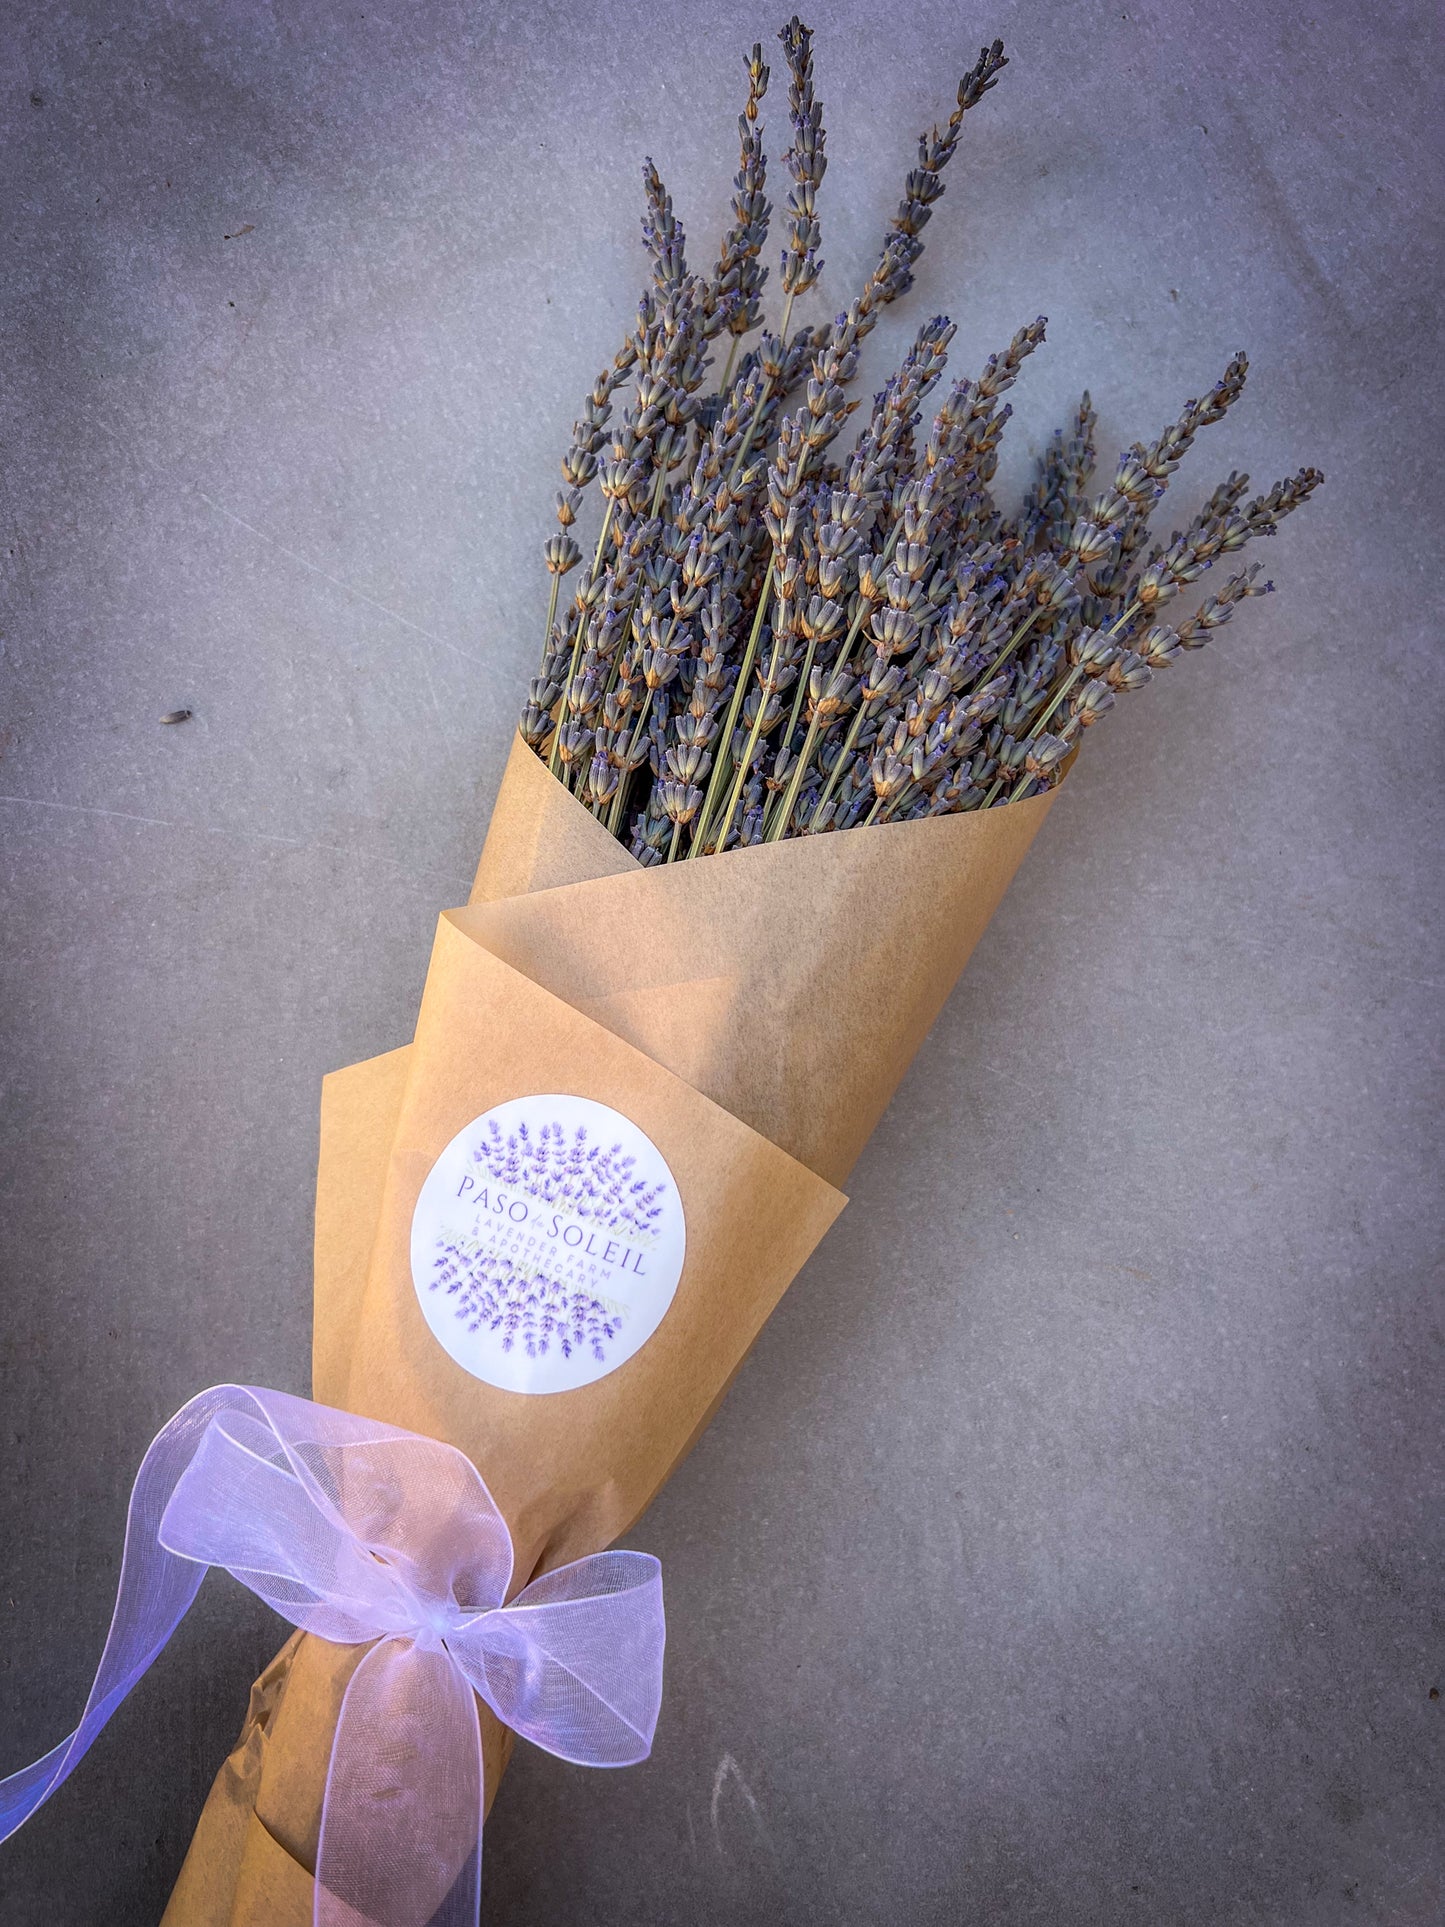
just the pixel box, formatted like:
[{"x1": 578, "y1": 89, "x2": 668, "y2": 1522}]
[{"x1": 0, "y1": 1386, "x2": 665, "y2": 1925}]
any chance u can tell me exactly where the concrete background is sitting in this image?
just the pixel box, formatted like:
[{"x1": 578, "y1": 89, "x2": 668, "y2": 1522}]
[{"x1": 1, "y1": 1, "x2": 1441, "y2": 1921}]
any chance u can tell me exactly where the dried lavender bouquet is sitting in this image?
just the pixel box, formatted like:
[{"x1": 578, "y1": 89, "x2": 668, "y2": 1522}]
[
  {"x1": 159, "y1": 27, "x2": 1324, "y2": 1924},
  {"x1": 521, "y1": 18, "x2": 1321, "y2": 858}
]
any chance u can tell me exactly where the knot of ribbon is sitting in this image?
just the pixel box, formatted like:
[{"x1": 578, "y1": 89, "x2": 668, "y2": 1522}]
[{"x1": 0, "y1": 1386, "x2": 665, "y2": 1926}]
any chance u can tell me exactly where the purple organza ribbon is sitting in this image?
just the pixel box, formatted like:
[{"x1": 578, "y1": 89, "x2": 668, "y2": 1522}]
[{"x1": 0, "y1": 1385, "x2": 665, "y2": 1925}]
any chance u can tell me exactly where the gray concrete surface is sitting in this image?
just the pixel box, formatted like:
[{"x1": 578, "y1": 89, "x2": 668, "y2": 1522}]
[{"x1": 1, "y1": 1, "x2": 1441, "y2": 1921}]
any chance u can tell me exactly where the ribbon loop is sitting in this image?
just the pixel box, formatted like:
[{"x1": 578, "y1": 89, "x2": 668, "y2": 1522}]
[
  {"x1": 457, "y1": 1552, "x2": 666, "y2": 1762},
  {"x1": 0, "y1": 1386, "x2": 666, "y2": 1927}
]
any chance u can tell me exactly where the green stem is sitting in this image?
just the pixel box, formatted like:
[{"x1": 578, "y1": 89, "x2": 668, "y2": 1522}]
[
  {"x1": 537, "y1": 570, "x2": 561, "y2": 753},
  {"x1": 764, "y1": 616, "x2": 866, "y2": 841},
  {"x1": 976, "y1": 604, "x2": 1043, "y2": 690},
  {"x1": 728, "y1": 404, "x2": 764, "y2": 489},
  {"x1": 764, "y1": 704, "x2": 821, "y2": 841},
  {"x1": 717, "y1": 333, "x2": 741, "y2": 399},
  {"x1": 711, "y1": 613, "x2": 790, "y2": 855},
  {"x1": 760, "y1": 626, "x2": 820, "y2": 837},
  {"x1": 979, "y1": 675, "x2": 1077, "y2": 810},
  {"x1": 688, "y1": 560, "x2": 774, "y2": 855},
  {"x1": 587, "y1": 497, "x2": 618, "y2": 584},
  {"x1": 780, "y1": 634, "x2": 816, "y2": 749},
  {"x1": 648, "y1": 432, "x2": 674, "y2": 520},
  {"x1": 1104, "y1": 596, "x2": 1141, "y2": 638},
  {"x1": 1029, "y1": 662, "x2": 1083, "y2": 739},
  {"x1": 766, "y1": 519, "x2": 908, "y2": 839},
  {"x1": 877, "y1": 781, "x2": 919, "y2": 824},
  {"x1": 779, "y1": 287, "x2": 796, "y2": 346}
]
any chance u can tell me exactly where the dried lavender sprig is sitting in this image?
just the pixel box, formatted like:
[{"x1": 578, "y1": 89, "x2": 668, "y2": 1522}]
[
  {"x1": 760, "y1": 27, "x2": 1007, "y2": 508},
  {"x1": 777, "y1": 16, "x2": 827, "y2": 333},
  {"x1": 523, "y1": 22, "x2": 1323, "y2": 855},
  {"x1": 725, "y1": 29, "x2": 1008, "y2": 494},
  {"x1": 784, "y1": 319, "x2": 1048, "y2": 835},
  {"x1": 865, "y1": 577, "x2": 1065, "y2": 815},
  {"x1": 1091, "y1": 352, "x2": 1249, "y2": 602},
  {"x1": 642, "y1": 158, "x2": 689, "y2": 290},
  {"x1": 543, "y1": 30, "x2": 1032, "y2": 824},
  {"x1": 1110, "y1": 462, "x2": 1323, "y2": 644},
  {"x1": 1174, "y1": 559, "x2": 1274, "y2": 649},
  {"x1": 603, "y1": 436, "x2": 746, "y2": 839},
  {"x1": 802, "y1": 467, "x2": 954, "y2": 828},
  {"x1": 548, "y1": 272, "x2": 699, "y2": 775},
  {"x1": 547, "y1": 447, "x2": 644, "y2": 772},
  {"x1": 1062, "y1": 355, "x2": 1249, "y2": 608},
  {"x1": 994, "y1": 486, "x2": 1303, "y2": 808},
  {"x1": 563, "y1": 269, "x2": 717, "y2": 783},
  {"x1": 863, "y1": 655, "x2": 1010, "y2": 824},
  {"x1": 649, "y1": 577, "x2": 736, "y2": 858},
  {"x1": 1020, "y1": 392, "x2": 1096, "y2": 557},
  {"x1": 1001, "y1": 565, "x2": 1277, "y2": 804},
  {"x1": 692, "y1": 294, "x2": 875, "y2": 851},
  {"x1": 921, "y1": 316, "x2": 1047, "y2": 550},
  {"x1": 858, "y1": 40, "x2": 1008, "y2": 317},
  {"x1": 703, "y1": 317, "x2": 861, "y2": 851},
  {"x1": 554, "y1": 514, "x2": 657, "y2": 788},
  {"x1": 1235, "y1": 466, "x2": 1325, "y2": 540},
  {"x1": 759, "y1": 313, "x2": 959, "y2": 834},
  {"x1": 605, "y1": 553, "x2": 703, "y2": 833},
  {"x1": 535, "y1": 340, "x2": 639, "y2": 701},
  {"x1": 1138, "y1": 469, "x2": 1250, "y2": 577},
  {"x1": 520, "y1": 617, "x2": 574, "y2": 754},
  {"x1": 618, "y1": 355, "x2": 775, "y2": 841},
  {"x1": 1141, "y1": 353, "x2": 1249, "y2": 485},
  {"x1": 709, "y1": 45, "x2": 772, "y2": 385}
]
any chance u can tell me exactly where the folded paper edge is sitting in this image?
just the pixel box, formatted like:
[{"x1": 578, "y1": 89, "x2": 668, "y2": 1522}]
[
  {"x1": 434, "y1": 908, "x2": 845, "y2": 1207},
  {"x1": 447, "y1": 780, "x2": 1061, "y2": 1186}
]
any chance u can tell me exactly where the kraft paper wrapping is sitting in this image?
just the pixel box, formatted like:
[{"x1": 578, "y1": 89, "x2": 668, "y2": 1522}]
[{"x1": 163, "y1": 733, "x2": 1058, "y2": 1925}]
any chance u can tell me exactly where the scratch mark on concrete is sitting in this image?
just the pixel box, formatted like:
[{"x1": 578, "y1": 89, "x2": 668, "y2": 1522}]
[
  {"x1": 207, "y1": 280, "x2": 274, "y2": 384},
  {"x1": 195, "y1": 489, "x2": 483, "y2": 665},
  {"x1": 0, "y1": 793, "x2": 176, "y2": 832},
  {"x1": 0, "y1": 791, "x2": 466, "y2": 884},
  {"x1": 1219, "y1": 927, "x2": 1444, "y2": 996},
  {"x1": 710, "y1": 1752, "x2": 768, "y2": 1854},
  {"x1": 415, "y1": 640, "x2": 465, "y2": 785}
]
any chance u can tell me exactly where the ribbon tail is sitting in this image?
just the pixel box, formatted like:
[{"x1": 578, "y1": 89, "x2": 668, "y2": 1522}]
[
  {"x1": 0, "y1": 1396, "x2": 231, "y2": 1839},
  {"x1": 316, "y1": 1636, "x2": 484, "y2": 1927}
]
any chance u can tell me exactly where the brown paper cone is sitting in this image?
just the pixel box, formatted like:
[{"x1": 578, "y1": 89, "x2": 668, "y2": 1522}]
[{"x1": 164, "y1": 734, "x2": 1058, "y2": 1924}]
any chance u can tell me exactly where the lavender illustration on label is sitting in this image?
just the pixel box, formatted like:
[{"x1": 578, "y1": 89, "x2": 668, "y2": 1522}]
[
  {"x1": 427, "y1": 1121, "x2": 666, "y2": 1361},
  {"x1": 412, "y1": 1095, "x2": 686, "y2": 1396}
]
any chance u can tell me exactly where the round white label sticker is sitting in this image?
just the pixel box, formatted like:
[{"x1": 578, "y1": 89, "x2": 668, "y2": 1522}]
[{"x1": 409, "y1": 1094, "x2": 686, "y2": 1395}]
